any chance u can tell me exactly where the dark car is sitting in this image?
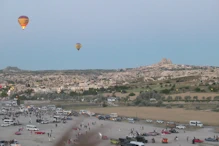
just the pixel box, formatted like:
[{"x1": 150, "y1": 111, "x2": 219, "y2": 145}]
[
  {"x1": 105, "y1": 115, "x2": 111, "y2": 120},
  {"x1": 169, "y1": 129, "x2": 179, "y2": 133},
  {"x1": 205, "y1": 137, "x2": 218, "y2": 142},
  {"x1": 116, "y1": 117, "x2": 122, "y2": 122},
  {"x1": 98, "y1": 116, "x2": 105, "y2": 120},
  {"x1": 36, "y1": 119, "x2": 43, "y2": 123},
  {"x1": 119, "y1": 138, "x2": 130, "y2": 143},
  {"x1": 136, "y1": 136, "x2": 148, "y2": 143},
  {"x1": 120, "y1": 142, "x2": 136, "y2": 146}
]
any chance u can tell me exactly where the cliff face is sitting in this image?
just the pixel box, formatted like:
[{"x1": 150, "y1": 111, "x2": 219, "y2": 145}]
[{"x1": 0, "y1": 59, "x2": 219, "y2": 94}]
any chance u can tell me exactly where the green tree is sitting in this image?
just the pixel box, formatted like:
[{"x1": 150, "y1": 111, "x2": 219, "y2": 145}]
[
  {"x1": 167, "y1": 96, "x2": 173, "y2": 101},
  {"x1": 0, "y1": 91, "x2": 8, "y2": 97},
  {"x1": 102, "y1": 102, "x2": 108, "y2": 107},
  {"x1": 160, "y1": 89, "x2": 170, "y2": 94},
  {"x1": 206, "y1": 96, "x2": 212, "y2": 101},
  {"x1": 129, "y1": 92, "x2": 136, "y2": 96},
  {"x1": 193, "y1": 96, "x2": 198, "y2": 100},
  {"x1": 194, "y1": 87, "x2": 201, "y2": 92},
  {"x1": 184, "y1": 96, "x2": 191, "y2": 101}
]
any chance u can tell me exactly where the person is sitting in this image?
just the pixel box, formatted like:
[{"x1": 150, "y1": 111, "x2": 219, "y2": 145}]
[
  {"x1": 152, "y1": 138, "x2": 155, "y2": 143},
  {"x1": 192, "y1": 138, "x2": 195, "y2": 144},
  {"x1": 187, "y1": 136, "x2": 189, "y2": 141}
]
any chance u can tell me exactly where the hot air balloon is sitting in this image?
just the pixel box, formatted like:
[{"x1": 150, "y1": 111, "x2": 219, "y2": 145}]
[
  {"x1": 75, "y1": 43, "x2": 82, "y2": 51},
  {"x1": 18, "y1": 16, "x2": 29, "y2": 30}
]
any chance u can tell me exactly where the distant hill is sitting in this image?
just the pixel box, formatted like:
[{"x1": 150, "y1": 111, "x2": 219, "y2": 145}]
[{"x1": 2, "y1": 66, "x2": 23, "y2": 73}]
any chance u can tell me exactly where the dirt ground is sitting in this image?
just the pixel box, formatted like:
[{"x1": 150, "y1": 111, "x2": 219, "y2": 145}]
[
  {"x1": 0, "y1": 114, "x2": 218, "y2": 146},
  {"x1": 88, "y1": 107, "x2": 219, "y2": 126}
]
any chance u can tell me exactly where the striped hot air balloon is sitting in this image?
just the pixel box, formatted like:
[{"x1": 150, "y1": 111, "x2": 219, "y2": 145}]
[
  {"x1": 75, "y1": 43, "x2": 82, "y2": 51},
  {"x1": 18, "y1": 16, "x2": 29, "y2": 30}
]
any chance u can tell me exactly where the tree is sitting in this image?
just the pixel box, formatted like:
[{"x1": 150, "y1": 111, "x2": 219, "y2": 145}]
[
  {"x1": 160, "y1": 89, "x2": 170, "y2": 94},
  {"x1": 202, "y1": 96, "x2": 206, "y2": 100},
  {"x1": 112, "y1": 92, "x2": 116, "y2": 97},
  {"x1": 17, "y1": 99, "x2": 20, "y2": 106},
  {"x1": 214, "y1": 96, "x2": 219, "y2": 100},
  {"x1": 193, "y1": 96, "x2": 198, "y2": 100},
  {"x1": 167, "y1": 96, "x2": 173, "y2": 101},
  {"x1": 102, "y1": 102, "x2": 108, "y2": 107},
  {"x1": 129, "y1": 93, "x2": 135, "y2": 96},
  {"x1": 0, "y1": 91, "x2": 8, "y2": 97},
  {"x1": 184, "y1": 96, "x2": 191, "y2": 101},
  {"x1": 206, "y1": 96, "x2": 212, "y2": 101},
  {"x1": 194, "y1": 87, "x2": 201, "y2": 92}
]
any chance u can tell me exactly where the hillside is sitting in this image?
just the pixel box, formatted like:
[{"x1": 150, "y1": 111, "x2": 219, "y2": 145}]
[{"x1": 1, "y1": 58, "x2": 219, "y2": 98}]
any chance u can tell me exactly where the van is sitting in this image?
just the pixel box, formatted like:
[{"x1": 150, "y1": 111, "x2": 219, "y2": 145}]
[
  {"x1": 130, "y1": 141, "x2": 145, "y2": 146},
  {"x1": 3, "y1": 119, "x2": 15, "y2": 125},
  {"x1": 53, "y1": 116, "x2": 61, "y2": 122},
  {"x1": 56, "y1": 111, "x2": 63, "y2": 115},
  {"x1": 189, "y1": 120, "x2": 203, "y2": 127},
  {"x1": 110, "y1": 113, "x2": 118, "y2": 118},
  {"x1": 128, "y1": 118, "x2": 135, "y2": 124},
  {"x1": 26, "y1": 125, "x2": 39, "y2": 131}
]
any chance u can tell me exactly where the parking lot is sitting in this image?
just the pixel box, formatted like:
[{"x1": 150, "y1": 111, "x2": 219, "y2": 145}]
[{"x1": 0, "y1": 113, "x2": 218, "y2": 146}]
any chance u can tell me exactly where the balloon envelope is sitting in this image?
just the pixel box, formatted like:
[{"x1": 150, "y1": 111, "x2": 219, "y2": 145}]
[
  {"x1": 75, "y1": 43, "x2": 82, "y2": 51},
  {"x1": 18, "y1": 16, "x2": 29, "y2": 30}
]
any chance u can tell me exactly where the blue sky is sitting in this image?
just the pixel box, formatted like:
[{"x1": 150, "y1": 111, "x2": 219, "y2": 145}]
[{"x1": 1, "y1": 0, "x2": 219, "y2": 70}]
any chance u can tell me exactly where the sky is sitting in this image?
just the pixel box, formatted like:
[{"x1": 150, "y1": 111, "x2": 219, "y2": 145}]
[{"x1": 1, "y1": 0, "x2": 219, "y2": 70}]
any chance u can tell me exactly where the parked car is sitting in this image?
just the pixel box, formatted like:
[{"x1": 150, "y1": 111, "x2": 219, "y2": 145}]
[
  {"x1": 105, "y1": 115, "x2": 111, "y2": 120},
  {"x1": 161, "y1": 130, "x2": 171, "y2": 134},
  {"x1": 41, "y1": 120, "x2": 49, "y2": 124},
  {"x1": 148, "y1": 131, "x2": 160, "y2": 136},
  {"x1": 194, "y1": 139, "x2": 204, "y2": 143},
  {"x1": 35, "y1": 131, "x2": 45, "y2": 135},
  {"x1": 15, "y1": 131, "x2": 21, "y2": 135},
  {"x1": 146, "y1": 119, "x2": 153, "y2": 123},
  {"x1": 205, "y1": 137, "x2": 218, "y2": 142},
  {"x1": 66, "y1": 117, "x2": 72, "y2": 120},
  {"x1": 116, "y1": 117, "x2": 122, "y2": 122},
  {"x1": 176, "y1": 125, "x2": 186, "y2": 129},
  {"x1": 110, "y1": 139, "x2": 120, "y2": 145},
  {"x1": 156, "y1": 120, "x2": 164, "y2": 124},
  {"x1": 169, "y1": 129, "x2": 179, "y2": 133},
  {"x1": 98, "y1": 116, "x2": 105, "y2": 120},
  {"x1": 36, "y1": 119, "x2": 43, "y2": 123},
  {"x1": 1, "y1": 123, "x2": 10, "y2": 127},
  {"x1": 135, "y1": 136, "x2": 148, "y2": 143}
]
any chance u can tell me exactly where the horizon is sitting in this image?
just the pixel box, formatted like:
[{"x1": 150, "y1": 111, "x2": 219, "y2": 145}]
[
  {"x1": 1, "y1": 59, "x2": 218, "y2": 71},
  {"x1": 1, "y1": 0, "x2": 219, "y2": 70}
]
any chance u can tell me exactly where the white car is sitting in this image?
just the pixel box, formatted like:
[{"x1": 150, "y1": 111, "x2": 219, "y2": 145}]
[
  {"x1": 41, "y1": 120, "x2": 49, "y2": 124},
  {"x1": 156, "y1": 120, "x2": 164, "y2": 124},
  {"x1": 166, "y1": 121, "x2": 175, "y2": 124},
  {"x1": 1, "y1": 123, "x2": 10, "y2": 127},
  {"x1": 146, "y1": 119, "x2": 153, "y2": 123},
  {"x1": 176, "y1": 125, "x2": 186, "y2": 129}
]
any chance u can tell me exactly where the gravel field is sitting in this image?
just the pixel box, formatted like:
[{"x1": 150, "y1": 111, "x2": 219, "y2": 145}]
[{"x1": 0, "y1": 114, "x2": 218, "y2": 146}]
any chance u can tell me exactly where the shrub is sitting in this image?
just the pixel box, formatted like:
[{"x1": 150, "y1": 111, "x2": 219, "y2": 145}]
[
  {"x1": 160, "y1": 89, "x2": 170, "y2": 94},
  {"x1": 196, "y1": 106, "x2": 200, "y2": 110},
  {"x1": 167, "y1": 96, "x2": 173, "y2": 100},
  {"x1": 177, "y1": 104, "x2": 184, "y2": 108},
  {"x1": 129, "y1": 92, "x2": 135, "y2": 96},
  {"x1": 166, "y1": 105, "x2": 172, "y2": 109}
]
